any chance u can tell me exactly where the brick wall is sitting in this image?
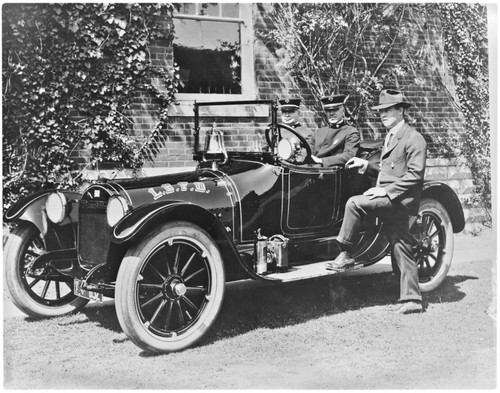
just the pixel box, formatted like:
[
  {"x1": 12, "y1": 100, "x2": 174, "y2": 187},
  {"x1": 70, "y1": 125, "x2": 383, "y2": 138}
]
[{"x1": 81, "y1": 4, "x2": 485, "y2": 231}]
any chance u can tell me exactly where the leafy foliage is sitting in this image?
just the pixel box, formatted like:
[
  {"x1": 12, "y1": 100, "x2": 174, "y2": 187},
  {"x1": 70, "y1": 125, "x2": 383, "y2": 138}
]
[
  {"x1": 263, "y1": 3, "x2": 412, "y2": 128},
  {"x1": 2, "y1": 3, "x2": 178, "y2": 210},
  {"x1": 436, "y1": 3, "x2": 490, "y2": 212}
]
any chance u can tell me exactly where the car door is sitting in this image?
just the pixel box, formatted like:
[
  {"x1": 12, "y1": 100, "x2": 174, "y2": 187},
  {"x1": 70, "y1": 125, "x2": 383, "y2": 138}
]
[{"x1": 281, "y1": 165, "x2": 344, "y2": 237}]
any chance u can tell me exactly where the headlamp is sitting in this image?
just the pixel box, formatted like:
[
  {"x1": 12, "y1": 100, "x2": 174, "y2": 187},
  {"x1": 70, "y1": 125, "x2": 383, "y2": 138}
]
[
  {"x1": 106, "y1": 196, "x2": 130, "y2": 227},
  {"x1": 45, "y1": 192, "x2": 68, "y2": 224}
]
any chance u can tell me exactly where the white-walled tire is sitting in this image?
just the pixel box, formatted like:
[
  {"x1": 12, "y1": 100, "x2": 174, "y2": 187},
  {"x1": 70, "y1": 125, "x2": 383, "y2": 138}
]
[
  {"x1": 115, "y1": 221, "x2": 225, "y2": 353},
  {"x1": 392, "y1": 198, "x2": 454, "y2": 292},
  {"x1": 4, "y1": 224, "x2": 89, "y2": 318}
]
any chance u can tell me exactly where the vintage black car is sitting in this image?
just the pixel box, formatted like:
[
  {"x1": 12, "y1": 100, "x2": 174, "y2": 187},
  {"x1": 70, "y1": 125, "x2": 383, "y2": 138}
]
[{"x1": 4, "y1": 100, "x2": 465, "y2": 353}]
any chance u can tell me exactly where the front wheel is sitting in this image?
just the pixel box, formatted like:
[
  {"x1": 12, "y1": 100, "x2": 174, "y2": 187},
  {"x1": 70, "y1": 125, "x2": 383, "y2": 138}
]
[
  {"x1": 115, "y1": 221, "x2": 225, "y2": 353},
  {"x1": 4, "y1": 223, "x2": 89, "y2": 318},
  {"x1": 391, "y1": 198, "x2": 454, "y2": 292}
]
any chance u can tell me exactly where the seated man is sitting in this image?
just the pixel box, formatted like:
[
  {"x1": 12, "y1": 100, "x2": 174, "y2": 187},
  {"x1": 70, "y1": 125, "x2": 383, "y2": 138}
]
[
  {"x1": 279, "y1": 98, "x2": 313, "y2": 145},
  {"x1": 327, "y1": 89, "x2": 426, "y2": 314},
  {"x1": 311, "y1": 94, "x2": 360, "y2": 167}
]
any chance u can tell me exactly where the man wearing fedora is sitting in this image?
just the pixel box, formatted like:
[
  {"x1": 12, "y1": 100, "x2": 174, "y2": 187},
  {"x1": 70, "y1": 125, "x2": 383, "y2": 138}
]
[
  {"x1": 326, "y1": 89, "x2": 427, "y2": 315},
  {"x1": 310, "y1": 94, "x2": 360, "y2": 167},
  {"x1": 279, "y1": 98, "x2": 313, "y2": 145}
]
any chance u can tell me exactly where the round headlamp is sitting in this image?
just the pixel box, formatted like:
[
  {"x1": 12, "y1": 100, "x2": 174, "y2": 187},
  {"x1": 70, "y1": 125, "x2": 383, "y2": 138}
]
[
  {"x1": 107, "y1": 196, "x2": 130, "y2": 227},
  {"x1": 277, "y1": 139, "x2": 295, "y2": 160},
  {"x1": 46, "y1": 192, "x2": 68, "y2": 224}
]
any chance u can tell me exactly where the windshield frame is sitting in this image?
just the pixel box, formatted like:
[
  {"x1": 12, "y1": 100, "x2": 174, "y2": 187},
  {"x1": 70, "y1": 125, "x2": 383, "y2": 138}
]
[{"x1": 192, "y1": 100, "x2": 279, "y2": 159}]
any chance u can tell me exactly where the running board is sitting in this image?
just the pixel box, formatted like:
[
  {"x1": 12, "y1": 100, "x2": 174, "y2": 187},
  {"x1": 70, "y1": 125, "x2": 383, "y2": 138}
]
[{"x1": 263, "y1": 261, "x2": 364, "y2": 283}]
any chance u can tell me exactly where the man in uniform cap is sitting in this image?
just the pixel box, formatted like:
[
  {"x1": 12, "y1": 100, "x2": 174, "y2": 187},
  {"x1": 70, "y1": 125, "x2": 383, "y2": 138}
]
[
  {"x1": 279, "y1": 98, "x2": 313, "y2": 145},
  {"x1": 310, "y1": 94, "x2": 360, "y2": 167},
  {"x1": 327, "y1": 89, "x2": 427, "y2": 315}
]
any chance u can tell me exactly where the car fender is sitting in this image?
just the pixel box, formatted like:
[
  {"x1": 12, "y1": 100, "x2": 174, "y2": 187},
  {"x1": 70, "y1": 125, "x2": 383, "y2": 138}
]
[
  {"x1": 422, "y1": 181, "x2": 465, "y2": 233},
  {"x1": 112, "y1": 201, "x2": 256, "y2": 281},
  {"x1": 4, "y1": 189, "x2": 81, "y2": 238}
]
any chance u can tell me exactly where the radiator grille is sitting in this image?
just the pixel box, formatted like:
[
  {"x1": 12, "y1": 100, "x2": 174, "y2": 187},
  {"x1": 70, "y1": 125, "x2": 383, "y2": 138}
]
[{"x1": 78, "y1": 199, "x2": 112, "y2": 268}]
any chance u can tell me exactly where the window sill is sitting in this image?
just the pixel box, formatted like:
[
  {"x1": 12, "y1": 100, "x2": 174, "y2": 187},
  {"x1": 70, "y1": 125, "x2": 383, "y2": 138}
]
[{"x1": 167, "y1": 101, "x2": 270, "y2": 118}]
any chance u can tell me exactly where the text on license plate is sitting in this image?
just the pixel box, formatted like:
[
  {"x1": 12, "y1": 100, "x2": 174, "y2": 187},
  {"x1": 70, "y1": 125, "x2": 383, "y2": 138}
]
[{"x1": 74, "y1": 279, "x2": 103, "y2": 303}]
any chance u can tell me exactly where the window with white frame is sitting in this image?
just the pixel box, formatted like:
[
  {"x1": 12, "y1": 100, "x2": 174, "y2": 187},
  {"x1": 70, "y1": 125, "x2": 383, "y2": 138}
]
[{"x1": 173, "y1": 3, "x2": 255, "y2": 101}]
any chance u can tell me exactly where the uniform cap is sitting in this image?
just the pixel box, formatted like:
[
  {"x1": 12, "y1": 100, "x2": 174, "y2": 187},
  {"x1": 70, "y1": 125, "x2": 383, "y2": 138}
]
[
  {"x1": 321, "y1": 94, "x2": 347, "y2": 109},
  {"x1": 279, "y1": 98, "x2": 301, "y2": 111}
]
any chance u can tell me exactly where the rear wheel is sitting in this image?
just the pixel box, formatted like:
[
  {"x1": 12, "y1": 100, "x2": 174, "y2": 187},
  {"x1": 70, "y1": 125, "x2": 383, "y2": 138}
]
[
  {"x1": 115, "y1": 221, "x2": 225, "y2": 353},
  {"x1": 4, "y1": 224, "x2": 89, "y2": 318},
  {"x1": 391, "y1": 198, "x2": 454, "y2": 292}
]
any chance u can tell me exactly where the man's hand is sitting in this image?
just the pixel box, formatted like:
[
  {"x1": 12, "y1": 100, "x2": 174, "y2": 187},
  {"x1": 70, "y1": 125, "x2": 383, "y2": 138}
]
[
  {"x1": 345, "y1": 157, "x2": 369, "y2": 173},
  {"x1": 345, "y1": 157, "x2": 368, "y2": 170},
  {"x1": 311, "y1": 155, "x2": 323, "y2": 165},
  {"x1": 363, "y1": 187, "x2": 387, "y2": 199}
]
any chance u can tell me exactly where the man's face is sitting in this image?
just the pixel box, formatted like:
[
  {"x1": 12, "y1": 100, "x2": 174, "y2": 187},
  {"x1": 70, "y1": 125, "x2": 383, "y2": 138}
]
[
  {"x1": 325, "y1": 106, "x2": 344, "y2": 126},
  {"x1": 379, "y1": 106, "x2": 403, "y2": 129},
  {"x1": 281, "y1": 108, "x2": 300, "y2": 125}
]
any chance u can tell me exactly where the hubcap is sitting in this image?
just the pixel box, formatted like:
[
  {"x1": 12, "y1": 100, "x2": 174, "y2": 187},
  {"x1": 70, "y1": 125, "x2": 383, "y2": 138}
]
[
  {"x1": 172, "y1": 282, "x2": 187, "y2": 297},
  {"x1": 161, "y1": 275, "x2": 187, "y2": 299}
]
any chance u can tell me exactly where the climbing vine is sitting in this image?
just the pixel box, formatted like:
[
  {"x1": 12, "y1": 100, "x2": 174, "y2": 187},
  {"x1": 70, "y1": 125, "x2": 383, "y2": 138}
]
[
  {"x1": 2, "y1": 3, "x2": 178, "y2": 210},
  {"x1": 263, "y1": 3, "x2": 412, "y2": 132},
  {"x1": 437, "y1": 3, "x2": 490, "y2": 212}
]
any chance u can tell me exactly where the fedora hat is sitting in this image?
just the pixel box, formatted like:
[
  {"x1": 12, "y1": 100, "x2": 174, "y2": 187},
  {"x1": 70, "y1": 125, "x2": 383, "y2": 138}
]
[{"x1": 371, "y1": 89, "x2": 412, "y2": 110}]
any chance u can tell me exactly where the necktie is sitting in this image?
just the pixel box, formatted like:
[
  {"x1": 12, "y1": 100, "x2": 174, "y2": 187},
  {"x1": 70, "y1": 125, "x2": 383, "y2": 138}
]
[{"x1": 385, "y1": 131, "x2": 393, "y2": 149}]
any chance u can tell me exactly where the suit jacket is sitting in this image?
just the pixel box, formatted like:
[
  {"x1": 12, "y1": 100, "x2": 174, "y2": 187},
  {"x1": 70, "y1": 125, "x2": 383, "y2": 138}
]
[
  {"x1": 366, "y1": 123, "x2": 427, "y2": 215},
  {"x1": 311, "y1": 123, "x2": 360, "y2": 167}
]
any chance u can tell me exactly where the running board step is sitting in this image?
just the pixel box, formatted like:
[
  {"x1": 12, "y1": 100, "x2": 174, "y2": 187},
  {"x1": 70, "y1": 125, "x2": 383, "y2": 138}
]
[{"x1": 264, "y1": 261, "x2": 364, "y2": 283}]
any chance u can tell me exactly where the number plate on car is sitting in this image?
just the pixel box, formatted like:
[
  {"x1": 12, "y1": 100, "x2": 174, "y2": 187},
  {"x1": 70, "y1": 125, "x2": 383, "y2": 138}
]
[{"x1": 74, "y1": 279, "x2": 103, "y2": 303}]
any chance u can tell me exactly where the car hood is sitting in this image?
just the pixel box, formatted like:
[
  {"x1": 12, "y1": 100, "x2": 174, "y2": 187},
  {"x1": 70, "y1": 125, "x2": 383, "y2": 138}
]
[{"x1": 83, "y1": 160, "x2": 280, "y2": 213}]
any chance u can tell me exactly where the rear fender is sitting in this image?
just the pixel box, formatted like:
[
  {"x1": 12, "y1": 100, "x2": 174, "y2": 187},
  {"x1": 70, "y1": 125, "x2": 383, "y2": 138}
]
[
  {"x1": 4, "y1": 190, "x2": 82, "y2": 248},
  {"x1": 112, "y1": 202, "x2": 253, "y2": 281},
  {"x1": 422, "y1": 182, "x2": 465, "y2": 233}
]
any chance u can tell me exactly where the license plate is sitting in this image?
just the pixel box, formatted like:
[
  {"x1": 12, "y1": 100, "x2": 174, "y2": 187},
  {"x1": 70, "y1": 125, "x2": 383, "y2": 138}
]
[{"x1": 74, "y1": 279, "x2": 103, "y2": 303}]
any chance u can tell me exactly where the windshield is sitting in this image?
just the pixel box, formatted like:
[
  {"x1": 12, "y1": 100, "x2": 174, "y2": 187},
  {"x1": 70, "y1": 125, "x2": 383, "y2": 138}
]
[
  {"x1": 197, "y1": 122, "x2": 268, "y2": 154},
  {"x1": 194, "y1": 100, "x2": 277, "y2": 155}
]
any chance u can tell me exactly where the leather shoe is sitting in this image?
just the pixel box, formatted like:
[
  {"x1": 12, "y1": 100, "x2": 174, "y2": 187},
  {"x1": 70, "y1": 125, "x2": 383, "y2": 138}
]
[
  {"x1": 396, "y1": 301, "x2": 423, "y2": 314},
  {"x1": 326, "y1": 251, "x2": 355, "y2": 271}
]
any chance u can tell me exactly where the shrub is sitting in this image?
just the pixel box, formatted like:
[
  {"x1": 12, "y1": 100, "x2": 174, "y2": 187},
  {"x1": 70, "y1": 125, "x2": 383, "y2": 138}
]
[{"x1": 2, "y1": 3, "x2": 178, "y2": 210}]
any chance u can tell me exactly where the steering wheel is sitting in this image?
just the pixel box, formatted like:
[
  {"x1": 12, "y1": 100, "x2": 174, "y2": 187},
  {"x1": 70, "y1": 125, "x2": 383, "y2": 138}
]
[{"x1": 265, "y1": 123, "x2": 313, "y2": 164}]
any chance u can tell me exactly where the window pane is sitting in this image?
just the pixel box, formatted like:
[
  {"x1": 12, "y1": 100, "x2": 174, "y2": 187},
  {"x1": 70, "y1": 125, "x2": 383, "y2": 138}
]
[
  {"x1": 199, "y1": 3, "x2": 219, "y2": 17},
  {"x1": 221, "y1": 3, "x2": 239, "y2": 18},
  {"x1": 174, "y1": 18, "x2": 241, "y2": 94},
  {"x1": 178, "y1": 3, "x2": 196, "y2": 15}
]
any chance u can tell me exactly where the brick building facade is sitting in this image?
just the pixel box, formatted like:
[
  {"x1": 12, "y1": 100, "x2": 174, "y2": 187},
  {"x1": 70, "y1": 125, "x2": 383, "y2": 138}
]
[{"x1": 84, "y1": 3, "x2": 486, "y2": 231}]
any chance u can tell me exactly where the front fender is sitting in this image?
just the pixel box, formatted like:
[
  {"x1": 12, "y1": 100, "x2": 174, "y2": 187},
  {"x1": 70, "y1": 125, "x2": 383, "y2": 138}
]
[
  {"x1": 4, "y1": 189, "x2": 82, "y2": 237},
  {"x1": 423, "y1": 181, "x2": 465, "y2": 233},
  {"x1": 112, "y1": 201, "x2": 202, "y2": 244},
  {"x1": 112, "y1": 201, "x2": 254, "y2": 281}
]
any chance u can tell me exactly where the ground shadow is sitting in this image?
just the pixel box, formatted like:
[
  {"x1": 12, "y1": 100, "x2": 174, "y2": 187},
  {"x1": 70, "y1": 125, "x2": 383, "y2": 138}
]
[
  {"x1": 80, "y1": 303, "x2": 122, "y2": 333},
  {"x1": 200, "y1": 272, "x2": 478, "y2": 348},
  {"x1": 423, "y1": 274, "x2": 478, "y2": 305},
  {"x1": 21, "y1": 301, "x2": 123, "y2": 333},
  {"x1": 19, "y1": 272, "x2": 476, "y2": 355}
]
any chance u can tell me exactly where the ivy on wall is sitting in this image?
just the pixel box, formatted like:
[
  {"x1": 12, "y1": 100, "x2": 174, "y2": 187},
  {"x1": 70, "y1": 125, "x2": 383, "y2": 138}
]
[
  {"x1": 437, "y1": 3, "x2": 490, "y2": 212},
  {"x1": 263, "y1": 3, "x2": 413, "y2": 132},
  {"x1": 2, "y1": 3, "x2": 178, "y2": 210}
]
